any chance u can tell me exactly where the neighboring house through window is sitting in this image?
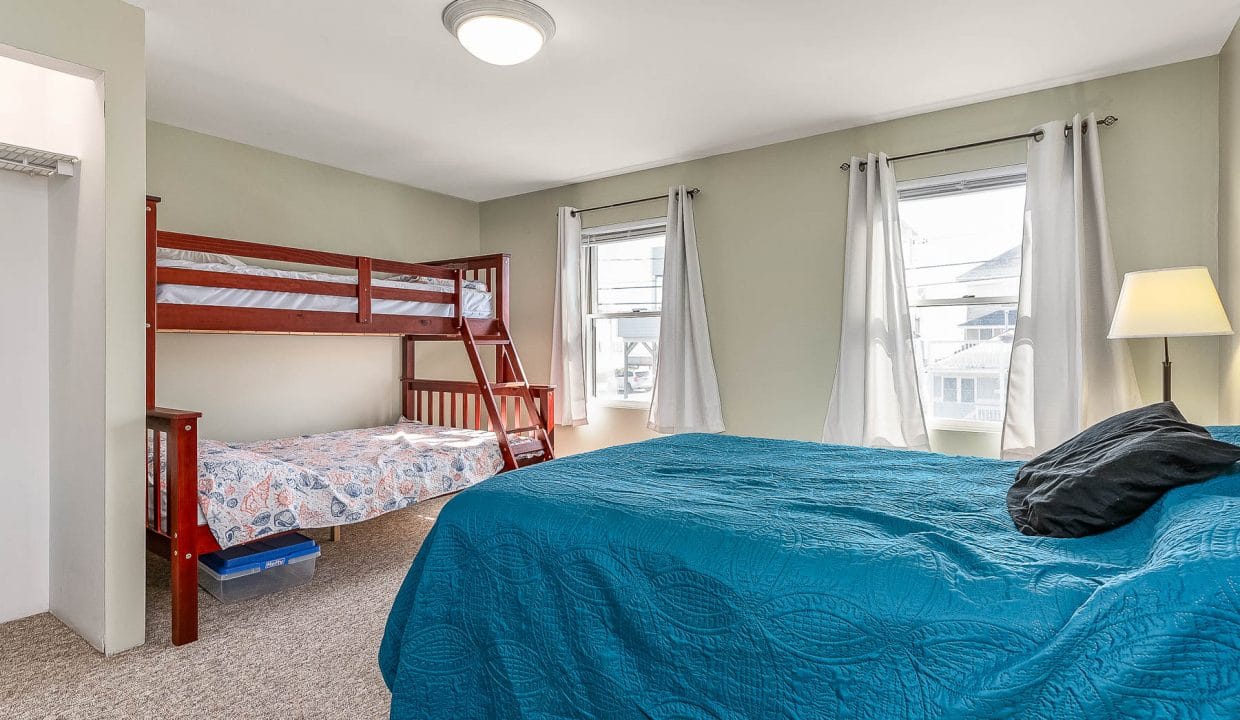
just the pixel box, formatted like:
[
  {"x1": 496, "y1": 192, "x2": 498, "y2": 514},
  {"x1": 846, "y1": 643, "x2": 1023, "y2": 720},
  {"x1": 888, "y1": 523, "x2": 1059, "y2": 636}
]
[
  {"x1": 582, "y1": 218, "x2": 666, "y2": 408},
  {"x1": 898, "y1": 166, "x2": 1026, "y2": 431}
]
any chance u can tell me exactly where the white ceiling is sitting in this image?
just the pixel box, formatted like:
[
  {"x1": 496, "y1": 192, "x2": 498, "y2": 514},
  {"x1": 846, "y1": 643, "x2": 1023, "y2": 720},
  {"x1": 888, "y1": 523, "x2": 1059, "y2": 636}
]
[{"x1": 133, "y1": 0, "x2": 1240, "y2": 202}]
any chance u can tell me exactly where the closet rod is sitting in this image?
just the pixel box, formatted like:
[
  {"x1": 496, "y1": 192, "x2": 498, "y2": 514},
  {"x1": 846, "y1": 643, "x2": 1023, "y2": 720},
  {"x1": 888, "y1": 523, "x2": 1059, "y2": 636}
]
[
  {"x1": 571, "y1": 188, "x2": 699, "y2": 217},
  {"x1": 839, "y1": 115, "x2": 1118, "y2": 172}
]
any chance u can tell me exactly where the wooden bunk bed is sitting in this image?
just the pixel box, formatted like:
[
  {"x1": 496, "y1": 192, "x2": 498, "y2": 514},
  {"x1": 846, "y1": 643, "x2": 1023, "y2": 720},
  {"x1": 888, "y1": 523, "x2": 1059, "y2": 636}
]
[{"x1": 144, "y1": 196, "x2": 555, "y2": 645}]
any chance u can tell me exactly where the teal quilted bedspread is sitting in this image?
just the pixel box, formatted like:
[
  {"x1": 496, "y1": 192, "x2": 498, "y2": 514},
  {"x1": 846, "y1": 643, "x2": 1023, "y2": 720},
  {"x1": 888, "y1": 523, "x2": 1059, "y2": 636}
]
[{"x1": 380, "y1": 432, "x2": 1240, "y2": 719}]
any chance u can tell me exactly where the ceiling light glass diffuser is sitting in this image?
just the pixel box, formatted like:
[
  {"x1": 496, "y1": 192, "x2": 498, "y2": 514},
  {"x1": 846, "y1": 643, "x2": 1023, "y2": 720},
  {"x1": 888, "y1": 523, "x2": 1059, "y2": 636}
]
[{"x1": 442, "y1": 0, "x2": 556, "y2": 66}]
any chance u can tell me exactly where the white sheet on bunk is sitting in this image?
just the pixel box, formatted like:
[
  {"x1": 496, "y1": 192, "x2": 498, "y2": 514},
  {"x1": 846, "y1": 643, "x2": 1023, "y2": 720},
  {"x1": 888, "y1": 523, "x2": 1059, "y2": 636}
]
[{"x1": 155, "y1": 258, "x2": 494, "y2": 318}]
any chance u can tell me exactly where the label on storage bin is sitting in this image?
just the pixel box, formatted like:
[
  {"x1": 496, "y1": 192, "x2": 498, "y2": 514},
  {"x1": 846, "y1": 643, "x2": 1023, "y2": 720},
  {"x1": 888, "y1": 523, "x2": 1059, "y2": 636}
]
[{"x1": 263, "y1": 558, "x2": 288, "y2": 570}]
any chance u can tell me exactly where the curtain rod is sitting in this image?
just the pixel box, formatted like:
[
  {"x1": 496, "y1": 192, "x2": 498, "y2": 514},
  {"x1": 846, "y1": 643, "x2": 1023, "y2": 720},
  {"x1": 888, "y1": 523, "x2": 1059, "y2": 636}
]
[
  {"x1": 570, "y1": 188, "x2": 700, "y2": 217},
  {"x1": 839, "y1": 115, "x2": 1118, "y2": 172}
]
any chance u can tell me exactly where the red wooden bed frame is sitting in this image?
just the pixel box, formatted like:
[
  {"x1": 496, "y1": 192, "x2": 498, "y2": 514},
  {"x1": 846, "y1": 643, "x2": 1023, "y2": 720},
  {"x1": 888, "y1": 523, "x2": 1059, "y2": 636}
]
[{"x1": 144, "y1": 196, "x2": 555, "y2": 645}]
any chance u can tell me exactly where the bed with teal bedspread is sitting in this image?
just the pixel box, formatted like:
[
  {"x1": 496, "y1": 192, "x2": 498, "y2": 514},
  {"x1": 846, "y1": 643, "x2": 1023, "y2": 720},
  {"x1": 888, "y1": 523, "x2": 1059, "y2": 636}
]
[{"x1": 380, "y1": 431, "x2": 1240, "y2": 719}]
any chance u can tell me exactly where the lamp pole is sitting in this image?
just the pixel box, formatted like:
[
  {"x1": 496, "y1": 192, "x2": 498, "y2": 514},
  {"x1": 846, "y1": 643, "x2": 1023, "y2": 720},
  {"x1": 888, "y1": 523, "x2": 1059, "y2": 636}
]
[{"x1": 1162, "y1": 336, "x2": 1172, "y2": 402}]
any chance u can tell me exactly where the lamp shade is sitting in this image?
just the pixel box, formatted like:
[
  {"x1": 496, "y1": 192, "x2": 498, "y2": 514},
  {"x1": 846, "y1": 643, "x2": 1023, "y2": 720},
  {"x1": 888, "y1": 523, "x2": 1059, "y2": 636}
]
[{"x1": 1108, "y1": 266, "x2": 1233, "y2": 339}]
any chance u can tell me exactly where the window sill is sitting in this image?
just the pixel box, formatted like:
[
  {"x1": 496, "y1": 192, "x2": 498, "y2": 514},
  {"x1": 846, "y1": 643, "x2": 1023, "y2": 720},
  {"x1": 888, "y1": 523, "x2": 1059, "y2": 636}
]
[
  {"x1": 590, "y1": 399, "x2": 651, "y2": 411},
  {"x1": 927, "y1": 420, "x2": 1002, "y2": 434}
]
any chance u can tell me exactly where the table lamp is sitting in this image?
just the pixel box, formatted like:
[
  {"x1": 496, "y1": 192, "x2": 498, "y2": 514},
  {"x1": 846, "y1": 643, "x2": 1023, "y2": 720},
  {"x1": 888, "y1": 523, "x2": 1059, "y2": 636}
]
[{"x1": 1108, "y1": 266, "x2": 1233, "y2": 401}]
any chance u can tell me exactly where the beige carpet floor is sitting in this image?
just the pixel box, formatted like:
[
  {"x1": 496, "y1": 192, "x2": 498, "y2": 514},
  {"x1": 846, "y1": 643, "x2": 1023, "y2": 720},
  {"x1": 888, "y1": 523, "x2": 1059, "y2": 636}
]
[{"x1": 0, "y1": 494, "x2": 451, "y2": 720}]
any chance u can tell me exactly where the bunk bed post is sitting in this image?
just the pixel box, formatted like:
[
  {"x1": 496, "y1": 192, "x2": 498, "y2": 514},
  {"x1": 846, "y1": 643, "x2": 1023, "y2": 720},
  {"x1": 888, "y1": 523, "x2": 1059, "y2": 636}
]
[
  {"x1": 495, "y1": 255, "x2": 512, "y2": 382},
  {"x1": 146, "y1": 195, "x2": 161, "y2": 410},
  {"x1": 536, "y1": 385, "x2": 555, "y2": 450},
  {"x1": 452, "y1": 269, "x2": 464, "y2": 329},
  {"x1": 357, "y1": 256, "x2": 372, "y2": 324},
  {"x1": 401, "y1": 335, "x2": 415, "y2": 420},
  {"x1": 496, "y1": 345, "x2": 508, "y2": 383},
  {"x1": 148, "y1": 407, "x2": 203, "y2": 646}
]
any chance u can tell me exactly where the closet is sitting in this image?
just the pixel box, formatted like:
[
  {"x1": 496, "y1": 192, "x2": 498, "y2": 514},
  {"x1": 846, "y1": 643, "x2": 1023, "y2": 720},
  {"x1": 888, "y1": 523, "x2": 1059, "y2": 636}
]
[{"x1": 0, "y1": 52, "x2": 102, "y2": 631}]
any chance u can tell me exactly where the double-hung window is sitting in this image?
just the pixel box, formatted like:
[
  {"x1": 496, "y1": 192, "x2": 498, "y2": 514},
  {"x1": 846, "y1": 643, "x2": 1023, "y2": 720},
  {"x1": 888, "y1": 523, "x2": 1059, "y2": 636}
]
[
  {"x1": 582, "y1": 218, "x2": 666, "y2": 408},
  {"x1": 898, "y1": 166, "x2": 1026, "y2": 431}
]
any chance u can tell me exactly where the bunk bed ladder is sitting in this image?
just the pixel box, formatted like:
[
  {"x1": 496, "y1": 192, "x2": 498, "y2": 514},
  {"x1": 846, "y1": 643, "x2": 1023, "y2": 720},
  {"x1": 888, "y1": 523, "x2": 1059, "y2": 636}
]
[{"x1": 460, "y1": 319, "x2": 555, "y2": 471}]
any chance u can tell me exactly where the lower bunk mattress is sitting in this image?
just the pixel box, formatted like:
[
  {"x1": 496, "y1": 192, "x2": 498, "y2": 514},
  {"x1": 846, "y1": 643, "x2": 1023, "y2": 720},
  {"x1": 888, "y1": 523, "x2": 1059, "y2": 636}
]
[
  {"x1": 151, "y1": 421, "x2": 503, "y2": 548},
  {"x1": 380, "y1": 432, "x2": 1240, "y2": 719}
]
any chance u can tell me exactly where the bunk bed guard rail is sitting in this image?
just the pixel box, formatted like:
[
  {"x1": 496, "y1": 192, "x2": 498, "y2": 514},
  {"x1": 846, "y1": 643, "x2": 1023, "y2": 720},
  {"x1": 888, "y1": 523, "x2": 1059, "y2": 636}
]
[{"x1": 147, "y1": 194, "x2": 512, "y2": 340}]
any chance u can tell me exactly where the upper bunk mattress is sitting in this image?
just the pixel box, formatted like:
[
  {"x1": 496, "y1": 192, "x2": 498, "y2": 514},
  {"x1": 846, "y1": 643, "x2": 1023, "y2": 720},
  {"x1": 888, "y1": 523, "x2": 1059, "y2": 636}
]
[
  {"x1": 197, "y1": 421, "x2": 502, "y2": 548},
  {"x1": 380, "y1": 431, "x2": 1240, "y2": 719},
  {"x1": 155, "y1": 258, "x2": 494, "y2": 319}
]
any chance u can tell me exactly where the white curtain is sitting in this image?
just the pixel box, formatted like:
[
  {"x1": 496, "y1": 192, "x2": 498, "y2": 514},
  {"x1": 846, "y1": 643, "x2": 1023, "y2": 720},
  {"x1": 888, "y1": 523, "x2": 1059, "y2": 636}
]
[
  {"x1": 1001, "y1": 114, "x2": 1140, "y2": 459},
  {"x1": 648, "y1": 186, "x2": 725, "y2": 434},
  {"x1": 823, "y1": 153, "x2": 929, "y2": 450},
  {"x1": 551, "y1": 207, "x2": 588, "y2": 426}
]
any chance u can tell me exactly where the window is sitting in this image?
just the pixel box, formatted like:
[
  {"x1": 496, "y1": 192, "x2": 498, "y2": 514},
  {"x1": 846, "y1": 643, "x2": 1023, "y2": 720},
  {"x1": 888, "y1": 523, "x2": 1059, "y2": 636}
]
[
  {"x1": 583, "y1": 219, "x2": 666, "y2": 408},
  {"x1": 899, "y1": 166, "x2": 1026, "y2": 431},
  {"x1": 961, "y1": 377, "x2": 976, "y2": 404}
]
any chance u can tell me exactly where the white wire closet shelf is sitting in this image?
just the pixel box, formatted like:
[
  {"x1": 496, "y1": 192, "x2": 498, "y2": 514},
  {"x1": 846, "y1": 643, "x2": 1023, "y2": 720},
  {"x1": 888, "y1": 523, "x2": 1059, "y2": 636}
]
[{"x1": 0, "y1": 141, "x2": 78, "y2": 176}]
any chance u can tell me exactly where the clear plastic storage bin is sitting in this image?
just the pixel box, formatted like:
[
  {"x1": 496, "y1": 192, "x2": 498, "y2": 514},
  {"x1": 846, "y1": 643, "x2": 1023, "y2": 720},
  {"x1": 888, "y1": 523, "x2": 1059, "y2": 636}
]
[{"x1": 197, "y1": 533, "x2": 320, "y2": 604}]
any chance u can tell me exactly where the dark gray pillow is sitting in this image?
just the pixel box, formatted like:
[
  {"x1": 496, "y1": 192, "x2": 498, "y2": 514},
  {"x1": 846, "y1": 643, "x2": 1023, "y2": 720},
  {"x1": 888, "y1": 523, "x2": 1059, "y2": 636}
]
[{"x1": 1007, "y1": 401, "x2": 1240, "y2": 537}]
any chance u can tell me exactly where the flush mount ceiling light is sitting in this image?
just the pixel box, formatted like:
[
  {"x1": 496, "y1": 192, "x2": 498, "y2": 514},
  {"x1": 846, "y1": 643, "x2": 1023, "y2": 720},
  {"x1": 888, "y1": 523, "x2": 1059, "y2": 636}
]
[{"x1": 442, "y1": 0, "x2": 556, "y2": 66}]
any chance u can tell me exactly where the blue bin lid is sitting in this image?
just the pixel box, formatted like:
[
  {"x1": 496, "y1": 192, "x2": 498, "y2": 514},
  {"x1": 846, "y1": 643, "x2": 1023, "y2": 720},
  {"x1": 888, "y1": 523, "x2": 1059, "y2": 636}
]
[{"x1": 200, "y1": 532, "x2": 319, "y2": 577}]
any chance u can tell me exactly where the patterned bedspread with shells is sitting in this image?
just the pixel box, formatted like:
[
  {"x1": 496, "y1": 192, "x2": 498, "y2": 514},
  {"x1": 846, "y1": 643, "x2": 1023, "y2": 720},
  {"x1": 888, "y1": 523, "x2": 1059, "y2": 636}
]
[
  {"x1": 380, "y1": 431, "x2": 1240, "y2": 719},
  {"x1": 198, "y1": 422, "x2": 502, "y2": 548}
]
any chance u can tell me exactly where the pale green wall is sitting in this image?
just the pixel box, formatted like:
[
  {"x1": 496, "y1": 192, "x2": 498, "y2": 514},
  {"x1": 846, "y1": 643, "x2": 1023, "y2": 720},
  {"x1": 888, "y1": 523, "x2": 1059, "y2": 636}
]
[
  {"x1": 0, "y1": 0, "x2": 147, "y2": 654},
  {"x1": 1220, "y1": 20, "x2": 1240, "y2": 423},
  {"x1": 481, "y1": 58, "x2": 1221, "y2": 458},
  {"x1": 148, "y1": 121, "x2": 481, "y2": 441}
]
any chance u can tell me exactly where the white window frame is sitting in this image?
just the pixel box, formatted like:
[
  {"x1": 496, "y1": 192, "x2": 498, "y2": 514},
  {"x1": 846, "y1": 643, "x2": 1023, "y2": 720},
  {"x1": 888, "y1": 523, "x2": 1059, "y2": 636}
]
[
  {"x1": 898, "y1": 165, "x2": 1027, "y2": 433},
  {"x1": 582, "y1": 217, "x2": 667, "y2": 410}
]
